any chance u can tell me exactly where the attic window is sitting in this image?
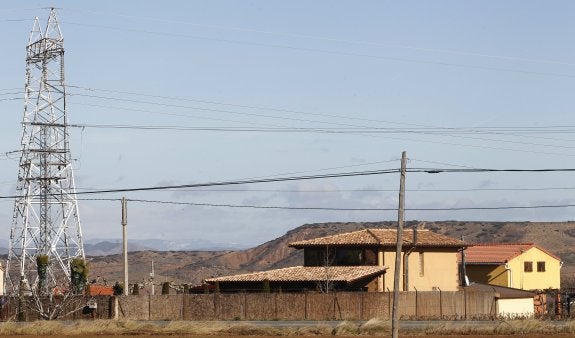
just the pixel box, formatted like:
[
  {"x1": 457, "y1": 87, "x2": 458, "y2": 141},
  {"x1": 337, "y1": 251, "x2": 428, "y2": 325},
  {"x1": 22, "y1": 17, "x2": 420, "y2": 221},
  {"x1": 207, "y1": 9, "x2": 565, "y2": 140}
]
[
  {"x1": 537, "y1": 261, "x2": 546, "y2": 272},
  {"x1": 524, "y1": 261, "x2": 533, "y2": 272}
]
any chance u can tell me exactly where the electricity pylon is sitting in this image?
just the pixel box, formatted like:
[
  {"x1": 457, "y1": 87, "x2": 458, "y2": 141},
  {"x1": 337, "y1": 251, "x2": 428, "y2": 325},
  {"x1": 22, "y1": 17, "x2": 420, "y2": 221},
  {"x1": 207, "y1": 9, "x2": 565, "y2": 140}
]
[{"x1": 6, "y1": 8, "x2": 84, "y2": 295}]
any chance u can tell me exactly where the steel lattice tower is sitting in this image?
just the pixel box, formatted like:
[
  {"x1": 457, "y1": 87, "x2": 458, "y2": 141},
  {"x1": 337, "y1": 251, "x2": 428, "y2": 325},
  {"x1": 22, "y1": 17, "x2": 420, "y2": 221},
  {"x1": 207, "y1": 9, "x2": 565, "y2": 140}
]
[{"x1": 6, "y1": 9, "x2": 84, "y2": 294}]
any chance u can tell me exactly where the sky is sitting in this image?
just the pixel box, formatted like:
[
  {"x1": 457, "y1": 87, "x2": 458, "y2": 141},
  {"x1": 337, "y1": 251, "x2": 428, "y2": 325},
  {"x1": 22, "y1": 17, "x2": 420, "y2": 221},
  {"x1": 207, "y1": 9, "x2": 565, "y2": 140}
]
[{"x1": 1, "y1": 1, "x2": 575, "y2": 247}]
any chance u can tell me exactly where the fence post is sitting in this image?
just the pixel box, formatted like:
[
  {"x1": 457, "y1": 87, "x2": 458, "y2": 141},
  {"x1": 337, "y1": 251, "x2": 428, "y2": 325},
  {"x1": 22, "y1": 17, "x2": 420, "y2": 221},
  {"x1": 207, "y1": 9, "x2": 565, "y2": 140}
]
[
  {"x1": 438, "y1": 288, "x2": 442, "y2": 319},
  {"x1": 273, "y1": 292, "x2": 279, "y2": 320},
  {"x1": 464, "y1": 288, "x2": 467, "y2": 320},
  {"x1": 114, "y1": 296, "x2": 119, "y2": 320},
  {"x1": 360, "y1": 292, "x2": 364, "y2": 320},
  {"x1": 181, "y1": 294, "x2": 184, "y2": 320},
  {"x1": 213, "y1": 292, "x2": 217, "y2": 320},
  {"x1": 387, "y1": 288, "x2": 391, "y2": 319},
  {"x1": 414, "y1": 287, "x2": 418, "y2": 318},
  {"x1": 304, "y1": 291, "x2": 308, "y2": 320},
  {"x1": 242, "y1": 292, "x2": 246, "y2": 320}
]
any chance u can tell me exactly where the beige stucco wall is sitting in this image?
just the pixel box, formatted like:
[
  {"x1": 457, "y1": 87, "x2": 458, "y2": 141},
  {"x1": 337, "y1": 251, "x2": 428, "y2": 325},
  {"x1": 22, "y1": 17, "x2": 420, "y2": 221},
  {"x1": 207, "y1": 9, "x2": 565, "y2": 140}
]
[
  {"x1": 507, "y1": 247, "x2": 561, "y2": 290},
  {"x1": 497, "y1": 298, "x2": 534, "y2": 318},
  {"x1": 380, "y1": 249, "x2": 460, "y2": 291}
]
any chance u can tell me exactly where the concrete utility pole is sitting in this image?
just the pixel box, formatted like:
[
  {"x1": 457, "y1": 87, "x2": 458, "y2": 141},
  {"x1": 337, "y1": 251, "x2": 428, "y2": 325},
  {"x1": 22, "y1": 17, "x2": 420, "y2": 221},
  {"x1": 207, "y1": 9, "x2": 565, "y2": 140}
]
[
  {"x1": 460, "y1": 235, "x2": 468, "y2": 287},
  {"x1": 122, "y1": 197, "x2": 128, "y2": 296},
  {"x1": 392, "y1": 151, "x2": 407, "y2": 338},
  {"x1": 150, "y1": 260, "x2": 155, "y2": 296}
]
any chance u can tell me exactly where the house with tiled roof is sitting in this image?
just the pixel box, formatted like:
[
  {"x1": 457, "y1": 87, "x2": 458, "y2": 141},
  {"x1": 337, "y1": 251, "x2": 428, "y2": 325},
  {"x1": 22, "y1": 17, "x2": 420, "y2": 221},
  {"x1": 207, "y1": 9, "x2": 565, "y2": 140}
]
[
  {"x1": 462, "y1": 243, "x2": 562, "y2": 291},
  {"x1": 206, "y1": 228, "x2": 465, "y2": 292}
]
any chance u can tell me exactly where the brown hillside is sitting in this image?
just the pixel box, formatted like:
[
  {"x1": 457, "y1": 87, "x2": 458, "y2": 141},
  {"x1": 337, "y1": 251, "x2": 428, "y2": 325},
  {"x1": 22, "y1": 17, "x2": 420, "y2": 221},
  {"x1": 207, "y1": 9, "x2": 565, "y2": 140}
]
[{"x1": 88, "y1": 221, "x2": 575, "y2": 287}]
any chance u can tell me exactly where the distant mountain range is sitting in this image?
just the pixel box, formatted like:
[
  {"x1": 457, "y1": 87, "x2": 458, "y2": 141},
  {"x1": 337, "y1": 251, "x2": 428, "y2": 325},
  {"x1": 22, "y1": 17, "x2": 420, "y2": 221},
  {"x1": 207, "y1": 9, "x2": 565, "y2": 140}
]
[
  {"x1": 83, "y1": 238, "x2": 251, "y2": 256},
  {"x1": 0, "y1": 238, "x2": 250, "y2": 256},
  {"x1": 85, "y1": 220, "x2": 575, "y2": 288},
  {"x1": 2, "y1": 221, "x2": 574, "y2": 288}
]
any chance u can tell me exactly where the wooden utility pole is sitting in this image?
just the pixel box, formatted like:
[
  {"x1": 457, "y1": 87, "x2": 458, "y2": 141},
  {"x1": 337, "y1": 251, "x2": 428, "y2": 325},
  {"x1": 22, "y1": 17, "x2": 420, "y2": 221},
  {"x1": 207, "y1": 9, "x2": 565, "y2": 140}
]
[
  {"x1": 392, "y1": 151, "x2": 407, "y2": 338},
  {"x1": 122, "y1": 197, "x2": 128, "y2": 296},
  {"x1": 151, "y1": 260, "x2": 155, "y2": 296}
]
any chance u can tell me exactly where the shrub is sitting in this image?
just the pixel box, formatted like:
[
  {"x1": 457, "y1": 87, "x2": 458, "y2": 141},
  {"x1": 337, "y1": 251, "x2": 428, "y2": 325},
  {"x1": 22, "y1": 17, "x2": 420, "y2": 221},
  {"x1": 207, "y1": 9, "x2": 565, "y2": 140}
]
[
  {"x1": 113, "y1": 282, "x2": 123, "y2": 295},
  {"x1": 70, "y1": 257, "x2": 89, "y2": 294},
  {"x1": 36, "y1": 254, "x2": 50, "y2": 294},
  {"x1": 162, "y1": 282, "x2": 170, "y2": 295}
]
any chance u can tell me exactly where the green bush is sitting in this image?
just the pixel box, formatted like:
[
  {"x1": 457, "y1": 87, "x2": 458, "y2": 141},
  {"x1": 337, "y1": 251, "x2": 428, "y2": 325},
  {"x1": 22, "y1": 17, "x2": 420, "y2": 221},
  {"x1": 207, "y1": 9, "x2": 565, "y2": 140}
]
[
  {"x1": 113, "y1": 282, "x2": 123, "y2": 296},
  {"x1": 36, "y1": 254, "x2": 50, "y2": 294},
  {"x1": 70, "y1": 258, "x2": 89, "y2": 294}
]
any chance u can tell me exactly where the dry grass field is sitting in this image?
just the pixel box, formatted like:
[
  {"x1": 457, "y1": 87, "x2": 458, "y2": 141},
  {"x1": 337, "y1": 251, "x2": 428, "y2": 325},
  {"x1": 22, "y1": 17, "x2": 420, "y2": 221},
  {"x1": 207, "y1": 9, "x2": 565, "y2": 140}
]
[
  {"x1": 1, "y1": 319, "x2": 575, "y2": 336},
  {"x1": 2, "y1": 333, "x2": 573, "y2": 338}
]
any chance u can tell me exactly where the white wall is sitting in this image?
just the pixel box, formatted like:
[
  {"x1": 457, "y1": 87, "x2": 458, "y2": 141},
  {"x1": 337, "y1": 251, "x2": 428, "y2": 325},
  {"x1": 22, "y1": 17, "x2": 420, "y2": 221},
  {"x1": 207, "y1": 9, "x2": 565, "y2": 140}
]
[{"x1": 497, "y1": 298, "x2": 534, "y2": 318}]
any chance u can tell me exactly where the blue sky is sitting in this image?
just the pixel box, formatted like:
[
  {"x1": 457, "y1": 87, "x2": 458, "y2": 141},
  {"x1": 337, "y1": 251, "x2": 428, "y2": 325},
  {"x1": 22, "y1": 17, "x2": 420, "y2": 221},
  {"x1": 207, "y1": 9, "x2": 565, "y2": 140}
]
[{"x1": 1, "y1": 1, "x2": 575, "y2": 247}]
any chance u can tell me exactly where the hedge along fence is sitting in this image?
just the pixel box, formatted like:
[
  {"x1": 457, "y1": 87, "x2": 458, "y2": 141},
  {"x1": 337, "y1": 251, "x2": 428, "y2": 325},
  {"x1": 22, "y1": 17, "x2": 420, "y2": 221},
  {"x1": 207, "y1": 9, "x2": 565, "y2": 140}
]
[{"x1": 114, "y1": 290, "x2": 497, "y2": 321}]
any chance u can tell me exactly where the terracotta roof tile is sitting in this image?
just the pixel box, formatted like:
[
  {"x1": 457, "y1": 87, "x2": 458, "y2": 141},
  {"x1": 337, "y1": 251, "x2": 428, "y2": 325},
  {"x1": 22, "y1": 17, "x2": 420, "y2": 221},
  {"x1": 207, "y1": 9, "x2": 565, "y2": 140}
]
[
  {"x1": 463, "y1": 243, "x2": 560, "y2": 264},
  {"x1": 205, "y1": 266, "x2": 386, "y2": 285},
  {"x1": 289, "y1": 228, "x2": 464, "y2": 248}
]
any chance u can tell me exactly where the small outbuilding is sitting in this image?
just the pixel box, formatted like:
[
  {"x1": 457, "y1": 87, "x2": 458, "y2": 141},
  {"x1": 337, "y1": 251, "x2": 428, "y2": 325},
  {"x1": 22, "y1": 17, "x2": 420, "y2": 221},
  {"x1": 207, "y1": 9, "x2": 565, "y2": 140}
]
[{"x1": 466, "y1": 282, "x2": 535, "y2": 318}]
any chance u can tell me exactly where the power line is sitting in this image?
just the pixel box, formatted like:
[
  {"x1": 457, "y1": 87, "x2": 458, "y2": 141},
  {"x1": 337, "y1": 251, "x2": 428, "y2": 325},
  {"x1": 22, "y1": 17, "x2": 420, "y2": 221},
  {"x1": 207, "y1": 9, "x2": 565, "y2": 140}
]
[
  {"x1": 61, "y1": 84, "x2": 575, "y2": 149},
  {"x1": 0, "y1": 97, "x2": 22, "y2": 102},
  {"x1": 61, "y1": 21, "x2": 575, "y2": 80},
  {"x1": 129, "y1": 198, "x2": 391, "y2": 211},
  {"x1": 127, "y1": 198, "x2": 575, "y2": 212},
  {"x1": 126, "y1": 186, "x2": 575, "y2": 193},
  {"x1": 0, "y1": 168, "x2": 401, "y2": 199},
  {"x1": 63, "y1": 92, "x2": 575, "y2": 155},
  {"x1": 63, "y1": 122, "x2": 575, "y2": 154},
  {"x1": 64, "y1": 122, "x2": 575, "y2": 136},
  {"x1": 407, "y1": 168, "x2": 575, "y2": 173},
  {"x1": 69, "y1": 101, "x2": 283, "y2": 128},
  {"x1": 65, "y1": 85, "x2": 575, "y2": 151},
  {"x1": 0, "y1": 18, "x2": 32, "y2": 22},
  {"x1": 63, "y1": 102, "x2": 575, "y2": 156},
  {"x1": 68, "y1": 85, "x2": 575, "y2": 133},
  {"x1": 1, "y1": 167, "x2": 574, "y2": 200},
  {"x1": 65, "y1": 8, "x2": 575, "y2": 68},
  {"x1": 69, "y1": 92, "x2": 365, "y2": 128}
]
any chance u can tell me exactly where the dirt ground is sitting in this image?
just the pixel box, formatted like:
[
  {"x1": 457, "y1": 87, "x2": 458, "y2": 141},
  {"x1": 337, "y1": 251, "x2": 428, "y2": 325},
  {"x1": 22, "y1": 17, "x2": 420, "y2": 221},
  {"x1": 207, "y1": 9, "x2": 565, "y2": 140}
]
[{"x1": 5, "y1": 335, "x2": 575, "y2": 338}]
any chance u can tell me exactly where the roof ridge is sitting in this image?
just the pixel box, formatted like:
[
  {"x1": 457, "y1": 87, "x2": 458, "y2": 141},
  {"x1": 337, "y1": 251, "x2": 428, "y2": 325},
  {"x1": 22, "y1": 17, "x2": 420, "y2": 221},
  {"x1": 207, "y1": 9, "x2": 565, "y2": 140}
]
[
  {"x1": 469, "y1": 243, "x2": 534, "y2": 246},
  {"x1": 365, "y1": 229, "x2": 382, "y2": 244},
  {"x1": 366, "y1": 228, "x2": 431, "y2": 232}
]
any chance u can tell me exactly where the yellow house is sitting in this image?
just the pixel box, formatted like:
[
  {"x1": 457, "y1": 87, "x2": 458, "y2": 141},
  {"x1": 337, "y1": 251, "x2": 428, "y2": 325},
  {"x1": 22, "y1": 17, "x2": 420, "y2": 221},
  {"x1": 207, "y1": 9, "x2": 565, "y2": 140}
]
[
  {"x1": 289, "y1": 228, "x2": 465, "y2": 292},
  {"x1": 463, "y1": 243, "x2": 561, "y2": 291}
]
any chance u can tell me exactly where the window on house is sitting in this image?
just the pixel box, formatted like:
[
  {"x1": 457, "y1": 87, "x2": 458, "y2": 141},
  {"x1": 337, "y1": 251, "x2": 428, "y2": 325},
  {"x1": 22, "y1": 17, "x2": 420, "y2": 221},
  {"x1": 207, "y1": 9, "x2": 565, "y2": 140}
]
[
  {"x1": 363, "y1": 249, "x2": 378, "y2": 265},
  {"x1": 524, "y1": 261, "x2": 533, "y2": 272},
  {"x1": 419, "y1": 252, "x2": 424, "y2": 277},
  {"x1": 335, "y1": 248, "x2": 362, "y2": 265},
  {"x1": 537, "y1": 261, "x2": 546, "y2": 272}
]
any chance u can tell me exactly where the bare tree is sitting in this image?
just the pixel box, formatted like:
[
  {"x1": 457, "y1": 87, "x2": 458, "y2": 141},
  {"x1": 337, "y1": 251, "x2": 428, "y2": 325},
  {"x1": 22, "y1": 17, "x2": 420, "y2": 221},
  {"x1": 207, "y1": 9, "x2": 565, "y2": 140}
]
[
  {"x1": 317, "y1": 245, "x2": 336, "y2": 294},
  {"x1": 16, "y1": 257, "x2": 91, "y2": 320}
]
